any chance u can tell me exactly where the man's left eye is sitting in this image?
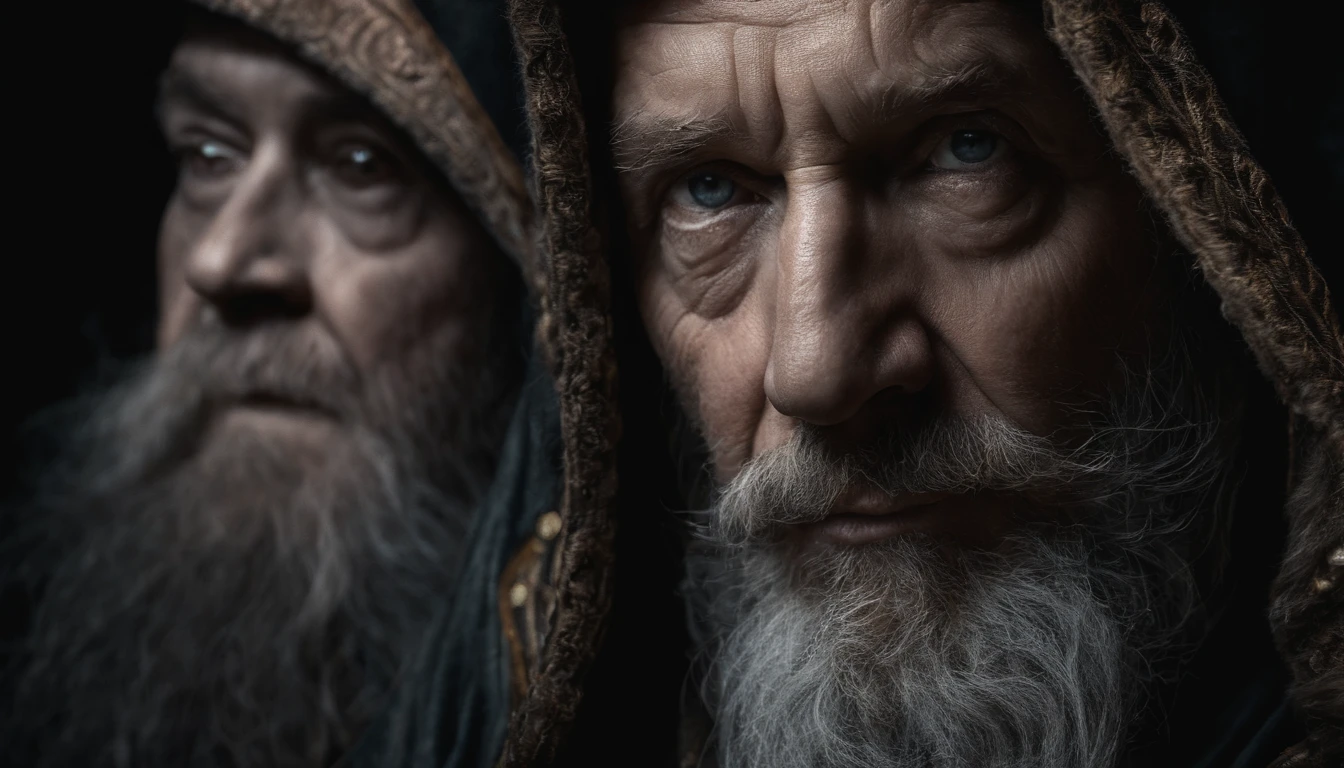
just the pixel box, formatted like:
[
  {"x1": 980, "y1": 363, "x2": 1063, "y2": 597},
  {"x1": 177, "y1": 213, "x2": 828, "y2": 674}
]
[
  {"x1": 333, "y1": 144, "x2": 397, "y2": 186},
  {"x1": 929, "y1": 130, "x2": 1006, "y2": 170},
  {"x1": 670, "y1": 172, "x2": 739, "y2": 211}
]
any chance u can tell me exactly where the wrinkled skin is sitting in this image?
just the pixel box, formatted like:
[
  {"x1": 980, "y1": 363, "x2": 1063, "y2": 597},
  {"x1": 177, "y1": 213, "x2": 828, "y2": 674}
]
[
  {"x1": 156, "y1": 15, "x2": 504, "y2": 456},
  {"x1": 609, "y1": 5, "x2": 1245, "y2": 767},
  {"x1": 613, "y1": 0, "x2": 1169, "y2": 544}
]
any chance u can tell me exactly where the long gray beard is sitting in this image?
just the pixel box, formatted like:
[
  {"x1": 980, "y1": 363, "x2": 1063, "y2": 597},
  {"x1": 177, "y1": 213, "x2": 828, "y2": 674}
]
[
  {"x1": 3, "y1": 319, "x2": 516, "y2": 768},
  {"x1": 686, "y1": 356, "x2": 1238, "y2": 768}
]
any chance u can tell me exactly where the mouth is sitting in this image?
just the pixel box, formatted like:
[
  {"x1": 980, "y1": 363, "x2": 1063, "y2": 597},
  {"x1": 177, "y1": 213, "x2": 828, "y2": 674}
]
[
  {"x1": 225, "y1": 390, "x2": 342, "y2": 422},
  {"x1": 798, "y1": 488, "x2": 953, "y2": 546}
]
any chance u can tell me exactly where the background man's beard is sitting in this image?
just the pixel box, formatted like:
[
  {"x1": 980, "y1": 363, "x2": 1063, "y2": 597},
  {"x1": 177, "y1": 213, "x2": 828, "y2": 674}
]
[
  {"x1": 2, "y1": 318, "x2": 518, "y2": 768},
  {"x1": 684, "y1": 345, "x2": 1241, "y2": 768}
]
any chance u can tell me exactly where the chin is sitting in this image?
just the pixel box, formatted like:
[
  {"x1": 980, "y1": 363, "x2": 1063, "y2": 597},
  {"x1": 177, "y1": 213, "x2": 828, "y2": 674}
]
[{"x1": 189, "y1": 410, "x2": 352, "y2": 494}]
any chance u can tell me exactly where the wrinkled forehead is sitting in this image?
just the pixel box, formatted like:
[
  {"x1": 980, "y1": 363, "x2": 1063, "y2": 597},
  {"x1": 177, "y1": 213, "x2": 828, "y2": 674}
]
[
  {"x1": 614, "y1": 0, "x2": 1043, "y2": 57},
  {"x1": 612, "y1": 0, "x2": 1075, "y2": 154}
]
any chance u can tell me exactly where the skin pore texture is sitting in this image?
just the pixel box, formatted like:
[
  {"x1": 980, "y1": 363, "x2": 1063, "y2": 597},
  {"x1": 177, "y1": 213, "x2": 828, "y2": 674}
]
[
  {"x1": 612, "y1": 2, "x2": 1243, "y2": 767},
  {"x1": 5, "y1": 14, "x2": 521, "y2": 768},
  {"x1": 614, "y1": 0, "x2": 1167, "y2": 480}
]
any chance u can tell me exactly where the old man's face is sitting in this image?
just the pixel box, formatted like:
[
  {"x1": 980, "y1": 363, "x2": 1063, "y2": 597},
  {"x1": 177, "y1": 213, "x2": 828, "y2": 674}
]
[
  {"x1": 613, "y1": 1, "x2": 1237, "y2": 766},
  {"x1": 615, "y1": 0, "x2": 1164, "y2": 509},
  {"x1": 156, "y1": 19, "x2": 510, "y2": 471},
  {"x1": 9, "y1": 15, "x2": 521, "y2": 767}
]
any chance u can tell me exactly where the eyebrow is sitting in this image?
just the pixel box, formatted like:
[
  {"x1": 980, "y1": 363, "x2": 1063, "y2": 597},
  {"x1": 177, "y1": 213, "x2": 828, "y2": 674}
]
[
  {"x1": 878, "y1": 55, "x2": 1030, "y2": 116},
  {"x1": 610, "y1": 54, "x2": 1031, "y2": 178},
  {"x1": 154, "y1": 68, "x2": 238, "y2": 124},
  {"x1": 611, "y1": 110, "x2": 741, "y2": 175}
]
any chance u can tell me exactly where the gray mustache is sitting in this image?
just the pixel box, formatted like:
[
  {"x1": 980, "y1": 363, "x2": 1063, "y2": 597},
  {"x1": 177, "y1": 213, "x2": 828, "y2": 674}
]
[
  {"x1": 162, "y1": 322, "x2": 362, "y2": 419},
  {"x1": 711, "y1": 410, "x2": 1224, "y2": 546}
]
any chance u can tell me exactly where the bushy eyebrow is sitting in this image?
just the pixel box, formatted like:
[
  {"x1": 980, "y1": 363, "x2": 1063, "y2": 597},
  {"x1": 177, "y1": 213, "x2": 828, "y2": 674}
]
[
  {"x1": 611, "y1": 109, "x2": 746, "y2": 176},
  {"x1": 878, "y1": 56, "x2": 1028, "y2": 117},
  {"x1": 610, "y1": 54, "x2": 1031, "y2": 179}
]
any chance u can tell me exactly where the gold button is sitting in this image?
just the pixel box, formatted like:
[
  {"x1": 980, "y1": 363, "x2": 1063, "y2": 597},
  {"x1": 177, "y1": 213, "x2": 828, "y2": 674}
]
[
  {"x1": 1329, "y1": 547, "x2": 1344, "y2": 567},
  {"x1": 509, "y1": 583, "x2": 528, "y2": 607},
  {"x1": 537, "y1": 511, "x2": 563, "y2": 541},
  {"x1": 1312, "y1": 577, "x2": 1334, "y2": 593}
]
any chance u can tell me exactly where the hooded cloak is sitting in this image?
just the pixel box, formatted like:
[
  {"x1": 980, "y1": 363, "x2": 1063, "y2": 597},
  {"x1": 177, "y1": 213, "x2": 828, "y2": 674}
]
[{"x1": 492, "y1": 1, "x2": 1342, "y2": 766}]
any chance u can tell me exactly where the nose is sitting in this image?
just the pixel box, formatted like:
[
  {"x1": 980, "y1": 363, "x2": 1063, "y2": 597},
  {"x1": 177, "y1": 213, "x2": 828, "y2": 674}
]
[
  {"x1": 763, "y1": 181, "x2": 934, "y2": 426},
  {"x1": 183, "y1": 141, "x2": 312, "y2": 324}
]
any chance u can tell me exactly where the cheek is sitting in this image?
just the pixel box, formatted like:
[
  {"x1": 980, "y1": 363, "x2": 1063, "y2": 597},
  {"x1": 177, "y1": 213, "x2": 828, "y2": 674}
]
[
  {"x1": 155, "y1": 198, "x2": 203, "y2": 350},
  {"x1": 314, "y1": 210, "x2": 491, "y2": 374},
  {"x1": 638, "y1": 207, "x2": 781, "y2": 475},
  {"x1": 655, "y1": 206, "x2": 769, "y2": 320},
  {"x1": 640, "y1": 267, "x2": 771, "y2": 477},
  {"x1": 927, "y1": 179, "x2": 1155, "y2": 430}
]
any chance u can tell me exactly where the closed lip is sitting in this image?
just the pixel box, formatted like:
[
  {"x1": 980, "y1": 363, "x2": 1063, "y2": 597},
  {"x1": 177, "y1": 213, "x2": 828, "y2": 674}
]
[
  {"x1": 230, "y1": 390, "x2": 340, "y2": 420},
  {"x1": 832, "y1": 488, "x2": 950, "y2": 517},
  {"x1": 802, "y1": 490, "x2": 952, "y2": 546}
]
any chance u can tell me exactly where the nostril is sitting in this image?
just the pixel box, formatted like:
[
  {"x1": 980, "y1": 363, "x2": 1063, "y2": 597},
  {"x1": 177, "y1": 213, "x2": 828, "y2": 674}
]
[
  {"x1": 765, "y1": 329, "x2": 937, "y2": 427},
  {"x1": 214, "y1": 291, "x2": 311, "y2": 328},
  {"x1": 187, "y1": 250, "x2": 313, "y2": 327}
]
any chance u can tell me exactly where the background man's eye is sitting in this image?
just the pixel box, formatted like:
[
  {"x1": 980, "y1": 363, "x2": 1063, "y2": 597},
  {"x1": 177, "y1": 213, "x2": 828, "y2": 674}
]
[
  {"x1": 179, "y1": 140, "x2": 240, "y2": 178},
  {"x1": 679, "y1": 173, "x2": 737, "y2": 210},
  {"x1": 930, "y1": 130, "x2": 1005, "y2": 170},
  {"x1": 334, "y1": 144, "x2": 396, "y2": 187}
]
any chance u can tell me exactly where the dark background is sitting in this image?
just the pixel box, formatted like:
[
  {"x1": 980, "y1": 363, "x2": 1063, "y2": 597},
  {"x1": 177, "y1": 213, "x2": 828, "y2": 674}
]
[{"x1": 5, "y1": 4, "x2": 183, "y2": 474}]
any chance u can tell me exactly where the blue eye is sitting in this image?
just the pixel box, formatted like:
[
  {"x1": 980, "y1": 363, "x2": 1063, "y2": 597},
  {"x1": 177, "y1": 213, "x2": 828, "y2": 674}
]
[
  {"x1": 931, "y1": 130, "x2": 1005, "y2": 169},
  {"x1": 685, "y1": 173, "x2": 736, "y2": 209},
  {"x1": 950, "y1": 131, "x2": 997, "y2": 163}
]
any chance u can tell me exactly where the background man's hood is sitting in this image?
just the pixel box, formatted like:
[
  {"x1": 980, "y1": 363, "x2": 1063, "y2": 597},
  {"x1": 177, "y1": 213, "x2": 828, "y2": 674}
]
[{"x1": 500, "y1": 0, "x2": 1342, "y2": 766}]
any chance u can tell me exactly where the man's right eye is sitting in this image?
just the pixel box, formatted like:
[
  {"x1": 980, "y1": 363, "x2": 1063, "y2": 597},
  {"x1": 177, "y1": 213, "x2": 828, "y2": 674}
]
[
  {"x1": 175, "y1": 139, "x2": 242, "y2": 179},
  {"x1": 670, "y1": 172, "x2": 739, "y2": 211}
]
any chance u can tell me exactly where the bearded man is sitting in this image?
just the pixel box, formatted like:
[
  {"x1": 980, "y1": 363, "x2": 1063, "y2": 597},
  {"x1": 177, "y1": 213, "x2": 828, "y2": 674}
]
[
  {"x1": 500, "y1": 0, "x2": 1344, "y2": 766},
  {"x1": 0, "y1": 3, "x2": 545, "y2": 767}
]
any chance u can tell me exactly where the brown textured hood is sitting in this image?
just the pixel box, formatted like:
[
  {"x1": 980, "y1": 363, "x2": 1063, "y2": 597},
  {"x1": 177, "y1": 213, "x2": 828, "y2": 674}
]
[
  {"x1": 1043, "y1": 2, "x2": 1342, "y2": 764},
  {"x1": 503, "y1": 0, "x2": 1342, "y2": 766}
]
